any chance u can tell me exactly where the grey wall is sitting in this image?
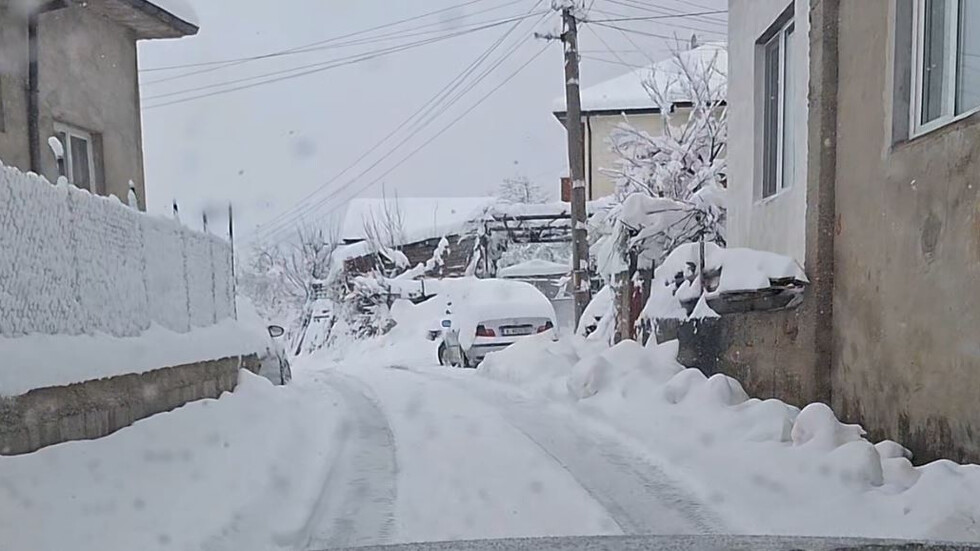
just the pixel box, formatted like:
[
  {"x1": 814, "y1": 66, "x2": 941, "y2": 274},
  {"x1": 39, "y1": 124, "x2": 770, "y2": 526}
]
[
  {"x1": 831, "y1": 0, "x2": 980, "y2": 464},
  {"x1": 0, "y1": 355, "x2": 260, "y2": 456},
  {"x1": 0, "y1": 4, "x2": 146, "y2": 208}
]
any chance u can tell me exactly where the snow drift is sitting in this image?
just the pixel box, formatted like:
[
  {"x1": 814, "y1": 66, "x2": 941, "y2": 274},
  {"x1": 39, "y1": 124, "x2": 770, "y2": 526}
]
[{"x1": 477, "y1": 335, "x2": 980, "y2": 542}]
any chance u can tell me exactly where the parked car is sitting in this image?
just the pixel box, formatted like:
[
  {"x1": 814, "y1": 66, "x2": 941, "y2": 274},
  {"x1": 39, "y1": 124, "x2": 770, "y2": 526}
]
[
  {"x1": 428, "y1": 279, "x2": 557, "y2": 368},
  {"x1": 257, "y1": 325, "x2": 292, "y2": 385}
]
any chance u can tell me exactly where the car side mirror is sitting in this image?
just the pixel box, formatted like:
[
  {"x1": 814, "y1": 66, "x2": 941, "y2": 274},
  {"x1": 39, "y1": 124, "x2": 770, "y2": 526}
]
[{"x1": 268, "y1": 325, "x2": 285, "y2": 338}]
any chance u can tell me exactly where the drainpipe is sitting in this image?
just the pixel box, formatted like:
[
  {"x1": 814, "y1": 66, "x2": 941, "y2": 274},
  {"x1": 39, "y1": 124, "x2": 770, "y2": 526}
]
[{"x1": 27, "y1": 12, "x2": 40, "y2": 173}]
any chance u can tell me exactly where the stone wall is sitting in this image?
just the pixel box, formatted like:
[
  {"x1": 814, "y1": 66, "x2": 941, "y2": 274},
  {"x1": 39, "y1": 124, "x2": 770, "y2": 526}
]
[{"x1": 0, "y1": 355, "x2": 259, "y2": 456}]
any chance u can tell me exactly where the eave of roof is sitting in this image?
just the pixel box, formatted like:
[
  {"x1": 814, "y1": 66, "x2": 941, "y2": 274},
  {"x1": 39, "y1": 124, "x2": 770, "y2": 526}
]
[{"x1": 79, "y1": 0, "x2": 198, "y2": 39}]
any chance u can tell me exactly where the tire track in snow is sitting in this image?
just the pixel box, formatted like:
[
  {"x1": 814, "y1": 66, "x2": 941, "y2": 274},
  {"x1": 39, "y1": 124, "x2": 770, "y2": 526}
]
[
  {"x1": 302, "y1": 371, "x2": 398, "y2": 550},
  {"x1": 400, "y1": 366, "x2": 724, "y2": 536}
]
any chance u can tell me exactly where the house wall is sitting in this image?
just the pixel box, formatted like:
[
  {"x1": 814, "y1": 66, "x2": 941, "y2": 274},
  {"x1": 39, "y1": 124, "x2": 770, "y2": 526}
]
[
  {"x1": 727, "y1": 0, "x2": 810, "y2": 266},
  {"x1": 0, "y1": 5, "x2": 146, "y2": 208},
  {"x1": 584, "y1": 109, "x2": 693, "y2": 201},
  {"x1": 830, "y1": 0, "x2": 980, "y2": 463}
]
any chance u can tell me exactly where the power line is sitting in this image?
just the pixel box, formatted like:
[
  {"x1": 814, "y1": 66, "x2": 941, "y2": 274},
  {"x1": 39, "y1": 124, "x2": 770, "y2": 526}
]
[
  {"x1": 250, "y1": 5, "x2": 547, "y2": 242},
  {"x1": 249, "y1": 6, "x2": 550, "y2": 243},
  {"x1": 588, "y1": 5, "x2": 725, "y2": 37},
  {"x1": 587, "y1": 20, "x2": 713, "y2": 42},
  {"x1": 586, "y1": 9, "x2": 726, "y2": 23},
  {"x1": 142, "y1": 0, "x2": 500, "y2": 72},
  {"x1": 603, "y1": 0, "x2": 727, "y2": 28},
  {"x1": 581, "y1": 53, "x2": 647, "y2": 68},
  {"x1": 143, "y1": 12, "x2": 547, "y2": 110},
  {"x1": 257, "y1": 16, "x2": 549, "y2": 245},
  {"x1": 272, "y1": 43, "x2": 553, "y2": 237},
  {"x1": 141, "y1": 0, "x2": 529, "y2": 86}
]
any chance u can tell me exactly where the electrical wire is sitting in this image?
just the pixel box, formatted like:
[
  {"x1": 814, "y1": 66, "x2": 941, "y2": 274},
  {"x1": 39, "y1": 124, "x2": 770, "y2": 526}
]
[
  {"x1": 264, "y1": 42, "x2": 553, "y2": 239},
  {"x1": 141, "y1": 0, "x2": 530, "y2": 86},
  {"x1": 142, "y1": 0, "x2": 501, "y2": 72},
  {"x1": 255, "y1": 17, "x2": 549, "y2": 244},
  {"x1": 586, "y1": 9, "x2": 726, "y2": 23},
  {"x1": 251, "y1": 9, "x2": 546, "y2": 243},
  {"x1": 143, "y1": 11, "x2": 547, "y2": 110},
  {"x1": 248, "y1": 6, "x2": 550, "y2": 244}
]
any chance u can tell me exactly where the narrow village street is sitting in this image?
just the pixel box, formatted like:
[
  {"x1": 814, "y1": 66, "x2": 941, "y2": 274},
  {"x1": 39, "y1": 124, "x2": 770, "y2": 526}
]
[{"x1": 298, "y1": 357, "x2": 722, "y2": 549}]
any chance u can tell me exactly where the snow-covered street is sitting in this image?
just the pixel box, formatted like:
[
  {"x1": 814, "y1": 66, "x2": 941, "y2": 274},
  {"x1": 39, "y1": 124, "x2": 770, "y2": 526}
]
[
  {"x1": 6, "y1": 321, "x2": 980, "y2": 551},
  {"x1": 307, "y1": 357, "x2": 721, "y2": 548}
]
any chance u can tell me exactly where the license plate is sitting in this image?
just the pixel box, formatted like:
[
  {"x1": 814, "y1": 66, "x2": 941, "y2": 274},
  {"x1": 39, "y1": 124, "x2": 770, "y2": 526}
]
[{"x1": 502, "y1": 327, "x2": 532, "y2": 336}]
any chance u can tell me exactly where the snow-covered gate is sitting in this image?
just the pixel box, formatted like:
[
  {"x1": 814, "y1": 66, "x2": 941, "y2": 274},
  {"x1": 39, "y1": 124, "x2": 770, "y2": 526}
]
[{"x1": 0, "y1": 165, "x2": 235, "y2": 338}]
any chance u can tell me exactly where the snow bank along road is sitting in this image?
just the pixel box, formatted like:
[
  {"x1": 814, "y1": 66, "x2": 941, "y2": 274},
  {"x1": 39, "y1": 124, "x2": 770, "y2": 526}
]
[{"x1": 306, "y1": 356, "x2": 724, "y2": 548}]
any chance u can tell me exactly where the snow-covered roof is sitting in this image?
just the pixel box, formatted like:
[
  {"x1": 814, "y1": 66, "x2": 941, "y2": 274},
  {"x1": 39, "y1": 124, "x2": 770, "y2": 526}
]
[
  {"x1": 341, "y1": 197, "x2": 495, "y2": 244},
  {"x1": 498, "y1": 259, "x2": 570, "y2": 279},
  {"x1": 553, "y1": 43, "x2": 727, "y2": 114}
]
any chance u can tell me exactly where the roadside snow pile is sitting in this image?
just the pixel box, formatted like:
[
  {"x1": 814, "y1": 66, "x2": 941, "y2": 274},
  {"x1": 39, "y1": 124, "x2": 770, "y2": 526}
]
[
  {"x1": 477, "y1": 336, "x2": 980, "y2": 542},
  {"x1": 0, "y1": 298, "x2": 269, "y2": 396},
  {"x1": 0, "y1": 371, "x2": 341, "y2": 551}
]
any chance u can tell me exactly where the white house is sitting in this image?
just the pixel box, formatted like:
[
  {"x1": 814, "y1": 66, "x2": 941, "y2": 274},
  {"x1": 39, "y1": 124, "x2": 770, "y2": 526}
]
[
  {"x1": 553, "y1": 42, "x2": 727, "y2": 201},
  {"x1": 726, "y1": 0, "x2": 809, "y2": 265}
]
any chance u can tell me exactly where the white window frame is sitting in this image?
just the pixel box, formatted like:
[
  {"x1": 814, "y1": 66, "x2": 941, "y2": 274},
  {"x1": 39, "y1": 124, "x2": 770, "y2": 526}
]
[
  {"x1": 54, "y1": 122, "x2": 96, "y2": 190},
  {"x1": 910, "y1": 0, "x2": 980, "y2": 137},
  {"x1": 760, "y1": 17, "x2": 796, "y2": 201}
]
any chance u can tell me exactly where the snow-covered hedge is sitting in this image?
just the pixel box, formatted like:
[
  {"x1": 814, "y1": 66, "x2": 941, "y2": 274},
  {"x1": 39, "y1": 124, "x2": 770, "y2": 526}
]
[{"x1": 0, "y1": 166, "x2": 234, "y2": 338}]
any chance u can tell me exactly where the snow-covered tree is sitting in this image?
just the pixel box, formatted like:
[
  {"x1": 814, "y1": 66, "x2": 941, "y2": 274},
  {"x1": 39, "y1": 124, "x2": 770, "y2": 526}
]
[
  {"x1": 238, "y1": 224, "x2": 342, "y2": 338},
  {"x1": 590, "y1": 43, "x2": 728, "y2": 342},
  {"x1": 497, "y1": 175, "x2": 547, "y2": 205},
  {"x1": 361, "y1": 193, "x2": 411, "y2": 276}
]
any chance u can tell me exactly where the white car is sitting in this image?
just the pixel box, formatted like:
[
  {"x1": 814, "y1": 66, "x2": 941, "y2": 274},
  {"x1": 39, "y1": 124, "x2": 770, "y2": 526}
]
[{"x1": 430, "y1": 279, "x2": 557, "y2": 368}]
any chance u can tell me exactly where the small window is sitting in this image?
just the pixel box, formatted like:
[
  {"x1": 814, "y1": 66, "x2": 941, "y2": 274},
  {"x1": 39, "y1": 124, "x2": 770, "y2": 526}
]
[
  {"x1": 761, "y1": 18, "x2": 796, "y2": 198},
  {"x1": 911, "y1": 0, "x2": 980, "y2": 136},
  {"x1": 53, "y1": 122, "x2": 96, "y2": 191}
]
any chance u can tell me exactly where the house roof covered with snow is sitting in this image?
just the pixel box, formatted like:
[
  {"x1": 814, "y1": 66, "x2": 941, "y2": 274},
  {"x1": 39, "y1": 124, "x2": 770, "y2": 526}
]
[
  {"x1": 341, "y1": 197, "x2": 495, "y2": 245},
  {"x1": 553, "y1": 43, "x2": 727, "y2": 114}
]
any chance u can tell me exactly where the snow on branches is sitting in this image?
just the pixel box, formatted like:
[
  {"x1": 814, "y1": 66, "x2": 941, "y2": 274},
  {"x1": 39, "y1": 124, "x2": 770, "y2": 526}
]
[{"x1": 589, "y1": 43, "x2": 728, "y2": 342}]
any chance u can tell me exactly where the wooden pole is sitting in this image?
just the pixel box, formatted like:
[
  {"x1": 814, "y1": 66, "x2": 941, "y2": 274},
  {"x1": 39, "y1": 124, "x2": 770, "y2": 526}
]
[{"x1": 561, "y1": 6, "x2": 591, "y2": 328}]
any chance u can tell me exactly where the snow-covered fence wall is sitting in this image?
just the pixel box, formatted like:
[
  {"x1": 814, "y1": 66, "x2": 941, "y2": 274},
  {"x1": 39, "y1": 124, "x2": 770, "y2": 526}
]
[{"x1": 0, "y1": 165, "x2": 235, "y2": 338}]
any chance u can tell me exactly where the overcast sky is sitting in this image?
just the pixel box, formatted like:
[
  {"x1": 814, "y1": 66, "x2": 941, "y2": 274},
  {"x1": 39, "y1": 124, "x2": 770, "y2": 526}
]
[{"x1": 137, "y1": 0, "x2": 726, "y2": 247}]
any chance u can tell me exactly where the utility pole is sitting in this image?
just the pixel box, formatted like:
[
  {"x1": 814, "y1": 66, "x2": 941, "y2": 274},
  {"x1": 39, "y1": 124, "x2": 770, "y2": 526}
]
[{"x1": 561, "y1": 6, "x2": 591, "y2": 327}]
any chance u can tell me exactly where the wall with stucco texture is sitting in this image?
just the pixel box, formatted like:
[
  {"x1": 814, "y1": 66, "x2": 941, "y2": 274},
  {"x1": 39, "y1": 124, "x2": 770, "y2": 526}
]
[{"x1": 831, "y1": 0, "x2": 980, "y2": 464}]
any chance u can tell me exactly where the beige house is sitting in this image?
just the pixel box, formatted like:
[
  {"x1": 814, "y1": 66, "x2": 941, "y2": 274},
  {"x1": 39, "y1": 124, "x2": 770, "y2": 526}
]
[
  {"x1": 0, "y1": 0, "x2": 198, "y2": 210},
  {"x1": 553, "y1": 43, "x2": 727, "y2": 200}
]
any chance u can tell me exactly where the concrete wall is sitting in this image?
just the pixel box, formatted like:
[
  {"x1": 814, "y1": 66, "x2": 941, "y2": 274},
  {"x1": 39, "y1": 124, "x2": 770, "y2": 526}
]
[
  {"x1": 830, "y1": 0, "x2": 980, "y2": 463},
  {"x1": 727, "y1": 0, "x2": 810, "y2": 266},
  {"x1": 0, "y1": 5, "x2": 146, "y2": 208},
  {"x1": 0, "y1": 355, "x2": 260, "y2": 456}
]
